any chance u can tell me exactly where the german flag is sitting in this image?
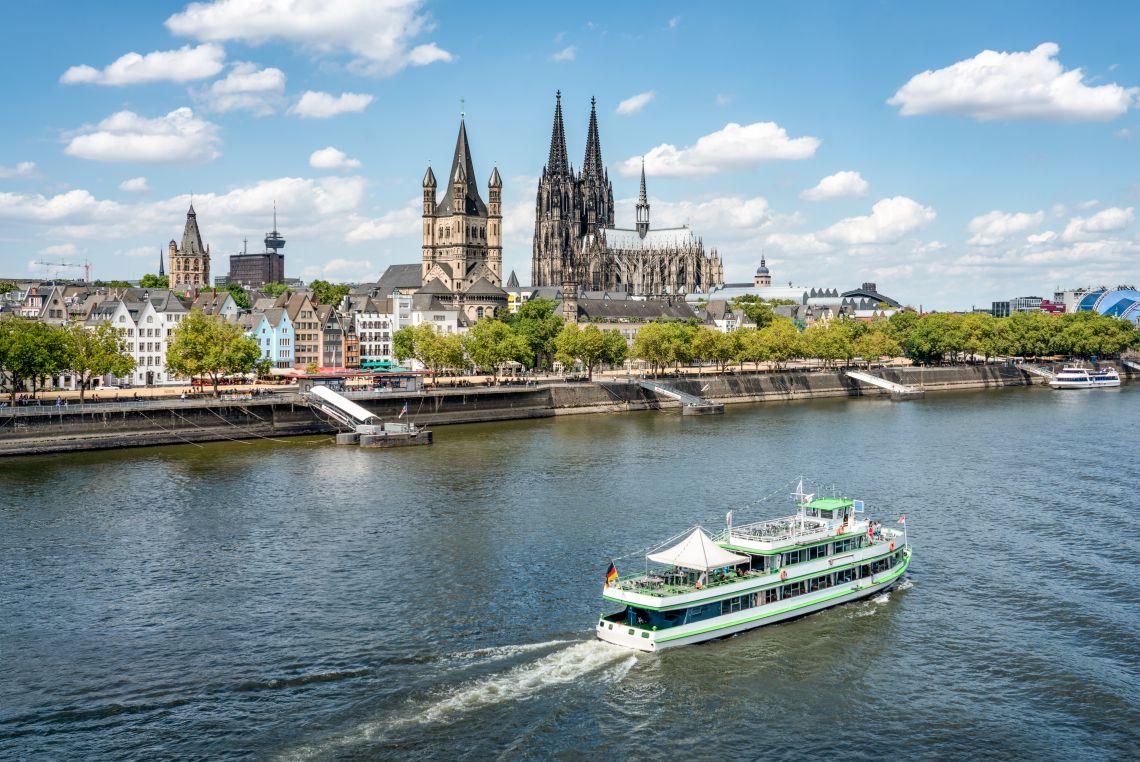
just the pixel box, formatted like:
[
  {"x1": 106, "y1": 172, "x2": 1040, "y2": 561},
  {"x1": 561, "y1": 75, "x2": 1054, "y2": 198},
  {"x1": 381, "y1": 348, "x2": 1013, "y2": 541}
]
[{"x1": 605, "y1": 561, "x2": 618, "y2": 587}]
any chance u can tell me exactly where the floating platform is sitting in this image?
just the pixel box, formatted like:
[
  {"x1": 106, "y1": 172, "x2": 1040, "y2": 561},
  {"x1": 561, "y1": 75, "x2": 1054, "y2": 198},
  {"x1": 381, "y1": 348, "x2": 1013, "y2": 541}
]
[
  {"x1": 682, "y1": 402, "x2": 726, "y2": 415},
  {"x1": 359, "y1": 429, "x2": 432, "y2": 448}
]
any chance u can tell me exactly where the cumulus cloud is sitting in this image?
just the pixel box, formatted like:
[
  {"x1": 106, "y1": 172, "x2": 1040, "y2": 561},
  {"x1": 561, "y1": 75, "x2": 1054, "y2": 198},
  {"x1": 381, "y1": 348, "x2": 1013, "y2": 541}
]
[
  {"x1": 616, "y1": 91, "x2": 654, "y2": 115},
  {"x1": 165, "y1": 0, "x2": 452, "y2": 76},
  {"x1": 800, "y1": 171, "x2": 869, "y2": 201},
  {"x1": 38, "y1": 243, "x2": 80, "y2": 257},
  {"x1": 0, "y1": 189, "x2": 124, "y2": 223},
  {"x1": 966, "y1": 210, "x2": 1045, "y2": 246},
  {"x1": 301, "y1": 257, "x2": 376, "y2": 283},
  {"x1": 346, "y1": 201, "x2": 419, "y2": 242},
  {"x1": 1027, "y1": 231, "x2": 1057, "y2": 244},
  {"x1": 64, "y1": 107, "x2": 221, "y2": 164},
  {"x1": 309, "y1": 146, "x2": 361, "y2": 170},
  {"x1": 1061, "y1": 206, "x2": 1134, "y2": 241},
  {"x1": 196, "y1": 62, "x2": 286, "y2": 115},
  {"x1": 767, "y1": 197, "x2": 936, "y2": 255},
  {"x1": 621, "y1": 121, "x2": 820, "y2": 177},
  {"x1": 290, "y1": 91, "x2": 373, "y2": 118},
  {"x1": 551, "y1": 46, "x2": 577, "y2": 62},
  {"x1": 1075, "y1": 199, "x2": 1100, "y2": 210},
  {"x1": 61, "y1": 43, "x2": 225, "y2": 85},
  {"x1": 119, "y1": 177, "x2": 149, "y2": 192},
  {"x1": 0, "y1": 161, "x2": 36, "y2": 178},
  {"x1": 889, "y1": 42, "x2": 1137, "y2": 122}
]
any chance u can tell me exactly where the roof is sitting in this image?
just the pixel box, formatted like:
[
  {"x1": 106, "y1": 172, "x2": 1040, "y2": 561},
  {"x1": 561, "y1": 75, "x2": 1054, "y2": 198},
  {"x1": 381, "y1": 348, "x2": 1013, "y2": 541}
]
[
  {"x1": 806, "y1": 498, "x2": 853, "y2": 512},
  {"x1": 416, "y1": 277, "x2": 452, "y2": 296},
  {"x1": 647, "y1": 527, "x2": 751, "y2": 571},
  {"x1": 436, "y1": 118, "x2": 488, "y2": 217},
  {"x1": 375, "y1": 263, "x2": 423, "y2": 295},
  {"x1": 571, "y1": 297, "x2": 694, "y2": 321},
  {"x1": 506, "y1": 270, "x2": 520, "y2": 288},
  {"x1": 180, "y1": 204, "x2": 206, "y2": 256},
  {"x1": 840, "y1": 287, "x2": 900, "y2": 308},
  {"x1": 597, "y1": 226, "x2": 698, "y2": 251},
  {"x1": 465, "y1": 277, "x2": 506, "y2": 296}
]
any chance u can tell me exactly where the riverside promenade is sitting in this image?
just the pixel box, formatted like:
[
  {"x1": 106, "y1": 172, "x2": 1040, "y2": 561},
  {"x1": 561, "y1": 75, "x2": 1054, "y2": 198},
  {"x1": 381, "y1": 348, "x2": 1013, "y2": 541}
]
[{"x1": 1, "y1": 363, "x2": 1133, "y2": 457}]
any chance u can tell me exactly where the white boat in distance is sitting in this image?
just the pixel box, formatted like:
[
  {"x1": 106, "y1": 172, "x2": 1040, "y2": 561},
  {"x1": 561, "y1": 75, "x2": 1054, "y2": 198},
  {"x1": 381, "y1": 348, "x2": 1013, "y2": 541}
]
[
  {"x1": 1050, "y1": 366, "x2": 1121, "y2": 389},
  {"x1": 597, "y1": 483, "x2": 911, "y2": 651}
]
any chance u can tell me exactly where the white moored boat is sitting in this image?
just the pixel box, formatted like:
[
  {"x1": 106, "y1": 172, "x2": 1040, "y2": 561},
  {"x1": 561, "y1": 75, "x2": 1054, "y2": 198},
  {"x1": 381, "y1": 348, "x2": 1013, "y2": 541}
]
[
  {"x1": 1049, "y1": 366, "x2": 1121, "y2": 389},
  {"x1": 596, "y1": 483, "x2": 911, "y2": 652}
]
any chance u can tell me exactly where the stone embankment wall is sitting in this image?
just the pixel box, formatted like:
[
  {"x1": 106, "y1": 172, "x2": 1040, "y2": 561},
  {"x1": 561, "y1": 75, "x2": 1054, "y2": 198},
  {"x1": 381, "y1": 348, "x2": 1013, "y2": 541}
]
[{"x1": 1, "y1": 363, "x2": 1132, "y2": 456}]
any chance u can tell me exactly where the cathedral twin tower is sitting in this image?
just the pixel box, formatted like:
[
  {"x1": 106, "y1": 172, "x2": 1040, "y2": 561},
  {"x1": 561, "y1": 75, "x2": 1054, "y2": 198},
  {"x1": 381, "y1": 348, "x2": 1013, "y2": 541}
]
[{"x1": 532, "y1": 92, "x2": 723, "y2": 297}]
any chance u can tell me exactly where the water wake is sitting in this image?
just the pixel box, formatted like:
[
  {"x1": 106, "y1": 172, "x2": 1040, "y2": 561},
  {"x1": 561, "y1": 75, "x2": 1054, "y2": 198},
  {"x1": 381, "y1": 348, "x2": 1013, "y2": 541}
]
[{"x1": 281, "y1": 639, "x2": 631, "y2": 761}]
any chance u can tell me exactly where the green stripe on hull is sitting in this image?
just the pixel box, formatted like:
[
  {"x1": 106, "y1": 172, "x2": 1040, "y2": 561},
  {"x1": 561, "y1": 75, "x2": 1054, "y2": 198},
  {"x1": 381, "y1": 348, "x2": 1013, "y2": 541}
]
[{"x1": 655, "y1": 550, "x2": 911, "y2": 643}]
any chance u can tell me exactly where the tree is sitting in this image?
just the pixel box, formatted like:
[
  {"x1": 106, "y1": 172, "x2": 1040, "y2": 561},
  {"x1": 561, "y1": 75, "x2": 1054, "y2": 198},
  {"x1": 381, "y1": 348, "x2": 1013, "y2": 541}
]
[
  {"x1": 0, "y1": 319, "x2": 69, "y2": 400},
  {"x1": 554, "y1": 323, "x2": 627, "y2": 380},
  {"x1": 853, "y1": 330, "x2": 902, "y2": 367},
  {"x1": 690, "y1": 327, "x2": 737, "y2": 372},
  {"x1": 262, "y1": 282, "x2": 291, "y2": 297},
  {"x1": 758, "y1": 320, "x2": 801, "y2": 369},
  {"x1": 734, "y1": 327, "x2": 767, "y2": 370},
  {"x1": 462, "y1": 318, "x2": 531, "y2": 381},
  {"x1": 225, "y1": 282, "x2": 252, "y2": 309},
  {"x1": 309, "y1": 279, "x2": 351, "y2": 306},
  {"x1": 139, "y1": 273, "x2": 169, "y2": 289},
  {"x1": 503, "y1": 298, "x2": 563, "y2": 369},
  {"x1": 731, "y1": 295, "x2": 776, "y2": 328},
  {"x1": 166, "y1": 309, "x2": 262, "y2": 396},
  {"x1": 0, "y1": 281, "x2": 18, "y2": 295},
  {"x1": 92, "y1": 279, "x2": 133, "y2": 288},
  {"x1": 62, "y1": 321, "x2": 135, "y2": 401},
  {"x1": 632, "y1": 323, "x2": 671, "y2": 377},
  {"x1": 801, "y1": 319, "x2": 856, "y2": 367},
  {"x1": 393, "y1": 325, "x2": 416, "y2": 365}
]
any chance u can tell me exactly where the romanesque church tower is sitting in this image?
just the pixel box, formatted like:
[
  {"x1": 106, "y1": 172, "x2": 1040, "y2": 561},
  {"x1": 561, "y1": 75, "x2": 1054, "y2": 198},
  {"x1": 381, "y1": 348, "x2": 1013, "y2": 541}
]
[
  {"x1": 421, "y1": 117, "x2": 502, "y2": 291},
  {"x1": 168, "y1": 203, "x2": 210, "y2": 289}
]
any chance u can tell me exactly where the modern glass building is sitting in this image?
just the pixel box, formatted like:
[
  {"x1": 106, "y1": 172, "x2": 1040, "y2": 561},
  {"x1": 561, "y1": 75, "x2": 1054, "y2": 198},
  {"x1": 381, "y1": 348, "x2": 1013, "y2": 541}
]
[{"x1": 1075, "y1": 288, "x2": 1140, "y2": 325}]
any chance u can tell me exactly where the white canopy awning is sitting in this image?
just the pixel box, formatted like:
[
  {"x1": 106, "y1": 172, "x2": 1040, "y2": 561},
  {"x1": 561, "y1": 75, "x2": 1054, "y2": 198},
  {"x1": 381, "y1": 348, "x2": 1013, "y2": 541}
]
[{"x1": 646, "y1": 527, "x2": 751, "y2": 572}]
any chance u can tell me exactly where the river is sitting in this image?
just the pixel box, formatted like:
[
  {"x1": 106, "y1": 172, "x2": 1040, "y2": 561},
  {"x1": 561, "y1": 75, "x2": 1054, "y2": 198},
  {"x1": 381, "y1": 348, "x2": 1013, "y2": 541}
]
[{"x1": 2, "y1": 384, "x2": 1138, "y2": 760}]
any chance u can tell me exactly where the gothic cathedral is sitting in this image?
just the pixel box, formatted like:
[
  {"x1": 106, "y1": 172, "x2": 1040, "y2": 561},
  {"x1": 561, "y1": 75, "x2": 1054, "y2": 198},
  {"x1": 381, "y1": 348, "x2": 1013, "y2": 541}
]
[
  {"x1": 168, "y1": 204, "x2": 211, "y2": 289},
  {"x1": 531, "y1": 93, "x2": 723, "y2": 297}
]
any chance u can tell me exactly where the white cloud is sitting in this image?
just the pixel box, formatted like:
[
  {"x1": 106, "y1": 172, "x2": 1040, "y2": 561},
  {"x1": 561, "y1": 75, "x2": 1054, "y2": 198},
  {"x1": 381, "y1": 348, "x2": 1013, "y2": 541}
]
[
  {"x1": 61, "y1": 43, "x2": 225, "y2": 86},
  {"x1": 0, "y1": 189, "x2": 123, "y2": 223},
  {"x1": 1061, "y1": 206, "x2": 1134, "y2": 241},
  {"x1": 290, "y1": 91, "x2": 373, "y2": 118},
  {"x1": 822, "y1": 197, "x2": 936, "y2": 245},
  {"x1": 715, "y1": 94, "x2": 732, "y2": 107},
  {"x1": 38, "y1": 243, "x2": 80, "y2": 257},
  {"x1": 301, "y1": 257, "x2": 376, "y2": 282},
  {"x1": 551, "y1": 46, "x2": 576, "y2": 62},
  {"x1": 621, "y1": 121, "x2": 820, "y2": 177},
  {"x1": 196, "y1": 62, "x2": 286, "y2": 115},
  {"x1": 629, "y1": 194, "x2": 772, "y2": 231},
  {"x1": 1027, "y1": 231, "x2": 1057, "y2": 244},
  {"x1": 616, "y1": 91, "x2": 654, "y2": 115},
  {"x1": 800, "y1": 171, "x2": 869, "y2": 201},
  {"x1": 1075, "y1": 199, "x2": 1100, "y2": 210},
  {"x1": 165, "y1": 0, "x2": 452, "y2": 76},
  {"x1": 119, "y1": 177, "x2": 149, "y2": 192},
  {"x1": 346, "y1": 201, "x2": 419, "y2": 242},
  {"x1": 889, "y1": 42, "x2": 1137, "y2": 122},
  {"x1": 0, "y1": 161, "x2": 36, "y2": 178},
  {"x1": 309, "y1": 146, "x2": 362, "y2": 170},
  {"x1": 64, "y1": 108, "x2": 221, "y2": 164},
  {"x1": 966, "y1": 210, "x2": 1045, "y2": 246}
]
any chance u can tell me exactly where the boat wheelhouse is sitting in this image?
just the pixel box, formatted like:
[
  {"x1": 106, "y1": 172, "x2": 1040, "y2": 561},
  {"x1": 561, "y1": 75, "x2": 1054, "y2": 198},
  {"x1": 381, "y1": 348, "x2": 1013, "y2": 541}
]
[
  {"x1": 1049, "y1": 366, "x2": 1121, "y2": 389},
  {"x1": 597, "y1": 487, "x2": 911, "y2": 651}
]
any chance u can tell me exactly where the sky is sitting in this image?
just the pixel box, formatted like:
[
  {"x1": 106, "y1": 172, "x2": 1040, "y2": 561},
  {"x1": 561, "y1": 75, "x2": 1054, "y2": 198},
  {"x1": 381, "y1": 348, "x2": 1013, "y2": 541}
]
[{"x1": 0, "y1": 0, "x2": 1138, "y2": 309}]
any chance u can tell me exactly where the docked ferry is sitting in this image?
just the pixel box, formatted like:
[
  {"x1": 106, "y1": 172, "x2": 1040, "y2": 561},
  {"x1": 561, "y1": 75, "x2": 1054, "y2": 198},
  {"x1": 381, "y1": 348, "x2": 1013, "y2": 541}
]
[
  {"x1": 1049, "y1": 366, "x2": 1121, "y2": 389},
  {"x1": 597, "y1": 485, "x2": 911, "y2": 651}
]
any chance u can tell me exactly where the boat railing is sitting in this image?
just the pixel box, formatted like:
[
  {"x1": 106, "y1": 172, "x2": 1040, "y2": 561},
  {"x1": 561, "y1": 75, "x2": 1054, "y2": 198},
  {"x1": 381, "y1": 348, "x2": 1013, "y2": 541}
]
[
  {"x1": 613, "y1": 567, "x2": 767, "y2": 597},
  {"x1": 722, "y1": 517, "x2": 830, "y2": 546}
]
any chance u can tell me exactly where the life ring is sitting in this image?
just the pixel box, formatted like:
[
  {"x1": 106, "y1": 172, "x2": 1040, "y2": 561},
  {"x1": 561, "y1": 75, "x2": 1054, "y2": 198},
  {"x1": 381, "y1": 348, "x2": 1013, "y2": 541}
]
[
  {"x1": 780, "y1": 570, "x2": 788, "y2": 581},
  {"x1": 889, "y1": 542, "x2": 895, "y2": 552}
]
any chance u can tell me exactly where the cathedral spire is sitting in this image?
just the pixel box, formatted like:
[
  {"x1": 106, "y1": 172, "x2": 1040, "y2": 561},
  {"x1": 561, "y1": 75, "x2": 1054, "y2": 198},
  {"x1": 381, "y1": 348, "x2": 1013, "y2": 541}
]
[
  {"x1": 582, "y1": 96, "x2": 604, "y2": 179},
  {"x1": 438, "y1": 116, "x2": 486, "y2": 215},
  {"x1": 158, "y1": 248, "x2": 165, "y2": 277},
  {"x1": 636, "y1": 158, "x2": 650, "y2": 238},
  {"x1": 546, "y1": 90, "x2": 570, "y2": 177}
]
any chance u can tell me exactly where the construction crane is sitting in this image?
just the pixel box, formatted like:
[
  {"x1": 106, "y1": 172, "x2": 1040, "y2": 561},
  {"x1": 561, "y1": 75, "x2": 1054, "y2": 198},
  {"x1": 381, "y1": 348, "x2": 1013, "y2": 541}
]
[{"x1": 34, "y1": 259, "x2": 91, "y2": 284}]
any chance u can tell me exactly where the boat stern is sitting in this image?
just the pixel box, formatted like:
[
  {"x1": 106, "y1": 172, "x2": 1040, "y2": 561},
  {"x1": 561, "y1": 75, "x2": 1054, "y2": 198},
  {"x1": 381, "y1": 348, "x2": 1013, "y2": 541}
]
[{"x1": 596, "y1": 616, "x2": 659, "y2": 652}]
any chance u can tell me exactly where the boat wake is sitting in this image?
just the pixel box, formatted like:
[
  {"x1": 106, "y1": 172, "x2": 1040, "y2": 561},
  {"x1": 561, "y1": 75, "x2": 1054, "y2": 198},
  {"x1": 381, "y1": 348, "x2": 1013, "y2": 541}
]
[{"x1": 280, "y1": 639, "x2": 632, "y2": 761}]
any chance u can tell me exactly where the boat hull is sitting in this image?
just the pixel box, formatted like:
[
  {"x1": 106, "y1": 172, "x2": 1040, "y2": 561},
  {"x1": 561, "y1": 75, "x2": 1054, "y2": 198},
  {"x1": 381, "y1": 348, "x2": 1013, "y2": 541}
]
[
  {"x1": 597, "y1": 551, "x2": 910, "y2": 652},
  {"x1": 1049, "y1": 380, "x2": 1120, "y2": 389}
]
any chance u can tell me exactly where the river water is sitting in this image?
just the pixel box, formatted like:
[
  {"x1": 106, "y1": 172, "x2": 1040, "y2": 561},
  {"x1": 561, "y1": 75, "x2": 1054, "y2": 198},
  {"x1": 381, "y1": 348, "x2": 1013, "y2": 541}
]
[{"x1": 2, "y1": 384, "x2": 1138, "y2": 760}]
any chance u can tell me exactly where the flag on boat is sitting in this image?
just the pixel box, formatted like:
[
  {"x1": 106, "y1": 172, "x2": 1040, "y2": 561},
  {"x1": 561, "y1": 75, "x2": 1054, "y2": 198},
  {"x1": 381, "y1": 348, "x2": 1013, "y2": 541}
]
[
  {"x1": 726, "y1": 510, "x2": 733, "y2": 529},
  {"x1": 898, "y1": 514, "x2": 907, "y2": 524},
  {"x1": 398, "y1": 401, "x2": 408, "y2": 418},
  {"x1": 605, "y1": 561, "x2": 618, "y2": 587},
  {"x1": 853, "y1": 499, "x2": 865, "y2": 513}
]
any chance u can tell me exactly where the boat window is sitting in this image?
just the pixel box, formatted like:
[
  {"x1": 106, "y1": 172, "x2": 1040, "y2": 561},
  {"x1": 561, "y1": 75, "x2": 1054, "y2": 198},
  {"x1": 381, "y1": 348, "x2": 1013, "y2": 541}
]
[{"x1": 808, "y1": 543, "x2": 829, "y2": 560}]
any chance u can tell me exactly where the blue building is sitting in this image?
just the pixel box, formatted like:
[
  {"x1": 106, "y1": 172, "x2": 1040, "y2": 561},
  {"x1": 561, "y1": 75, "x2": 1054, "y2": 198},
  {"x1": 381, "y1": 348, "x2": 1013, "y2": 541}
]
[
  {"x1": 1076, "y1": 287, "x2": 1140, "y2": 325},
  {"x1": 248, "y1": 307, "x2": 294, "y2": 368}
]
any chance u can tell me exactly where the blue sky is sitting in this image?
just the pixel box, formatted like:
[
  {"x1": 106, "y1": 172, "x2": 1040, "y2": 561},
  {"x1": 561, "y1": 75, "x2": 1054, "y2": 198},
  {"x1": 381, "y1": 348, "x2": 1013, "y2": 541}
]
[{"x1": 1, "y1": 0, "x2": 1137, "y2": 309}]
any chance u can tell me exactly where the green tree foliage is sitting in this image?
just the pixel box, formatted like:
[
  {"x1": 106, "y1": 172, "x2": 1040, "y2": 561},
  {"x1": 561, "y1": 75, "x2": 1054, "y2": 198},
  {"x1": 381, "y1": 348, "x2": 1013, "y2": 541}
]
[
  {"x1": 757, "y1": 319, "x2": 802, "y2": 369},
  {"x1": 92, "y1": 279, "x2": 133, "y2": 288},
  {"x1": 0, "y1": 281, "x2": 18, "y2": 294},
  {"x1": 262, "y1": 282, "x2": 291, "y2": 297},
  {"x1": 165, "y1": 309, "x2": 262, "y2": 395},
  {"x1": 462, "y1": 318, "x2": 531, "y2": 381},
  {"x1": 632, "y1": 322, "x2": 697, "y2": 376},
  {"x1": 139, "y1": 273, "x2": 169, "y2": 289},
  {"x1": 63, "y1": 321, "x2": 135, "y2": 401},
  {"x1": 690, "y1": 326, "x2": 737, "y2": 372},
  {"x1": 730, "y1": 294, "x2": 777, "y2": 328},
  {"x1": 502, "y1": 298, "x2": 563, "y2": 369},
  {"x1": 309, "y1": 279, "x2": 351, "y2": 306},
  {"x1": 802, "y1": 319, "x2": 857, "y2": 367},
  {"x1": 554, "y1": 323, "x2": 627, "y2": 380},
  {"x1": 394, "y1": 324, "x2": 467, "y2": 376},
  {"x1": 0, "y1": 319, "x2": 70, "y2": 400},
  {"x1": 853, "y1": 329, "x2": 902, "y2": 367},
  {"x1": 225, "y1": 282, "x2": 252, "y2": 309}
]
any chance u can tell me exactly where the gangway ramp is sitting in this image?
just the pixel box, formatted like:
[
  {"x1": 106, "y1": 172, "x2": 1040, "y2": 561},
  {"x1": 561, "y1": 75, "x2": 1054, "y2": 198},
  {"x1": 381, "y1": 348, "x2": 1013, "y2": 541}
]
[
  {"x1": 305, "y1": 384, "x2": 379, "y2": 429},
  {"x1": 636, "y1": 380, "x2": 724, "y2": 415},
  {"x1": 1123, "y1": 360, "x2": 1140, "y2": 372},
  {"x1": 844, "y1": 370, "x2": 925, "y2": 400},
  {"x1": 1019, "y1": 364, "x2": 1056, "y2": 380}
]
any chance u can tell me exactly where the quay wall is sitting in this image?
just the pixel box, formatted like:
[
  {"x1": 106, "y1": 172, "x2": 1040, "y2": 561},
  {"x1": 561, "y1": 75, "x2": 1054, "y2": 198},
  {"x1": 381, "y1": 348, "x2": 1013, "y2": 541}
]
[{"x1": 0, "y1": 364, "x2": 1130, "y2": 457}]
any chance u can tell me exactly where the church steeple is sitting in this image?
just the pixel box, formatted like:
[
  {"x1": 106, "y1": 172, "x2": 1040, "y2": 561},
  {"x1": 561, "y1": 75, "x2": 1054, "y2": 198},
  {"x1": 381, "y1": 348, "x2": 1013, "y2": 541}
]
[
  {"x1": 158, "y1": 248, "x2": 165, "y2": 277},
  {"x1": 546, "y1": 90, "x2": 570, "y2": 177},
  {"x1": 636, "y1": 158, "x2": 650, "y2": 238},
  {"x1": 438, "y1": 117, "x2": 486, "y2": 216},
  {"x1": 582, "y1": 96, "x2": 604, "y2": 180}
]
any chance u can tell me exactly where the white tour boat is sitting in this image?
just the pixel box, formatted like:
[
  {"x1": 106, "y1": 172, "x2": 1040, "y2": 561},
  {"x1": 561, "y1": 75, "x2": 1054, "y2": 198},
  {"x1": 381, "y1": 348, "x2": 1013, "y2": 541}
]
[
  {"x1": 597, "y1": 483, "x2": 911, "y2": 651},
  {"x1": 1049, "y1": 366, "x2": 1121, "y2": 389}
]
